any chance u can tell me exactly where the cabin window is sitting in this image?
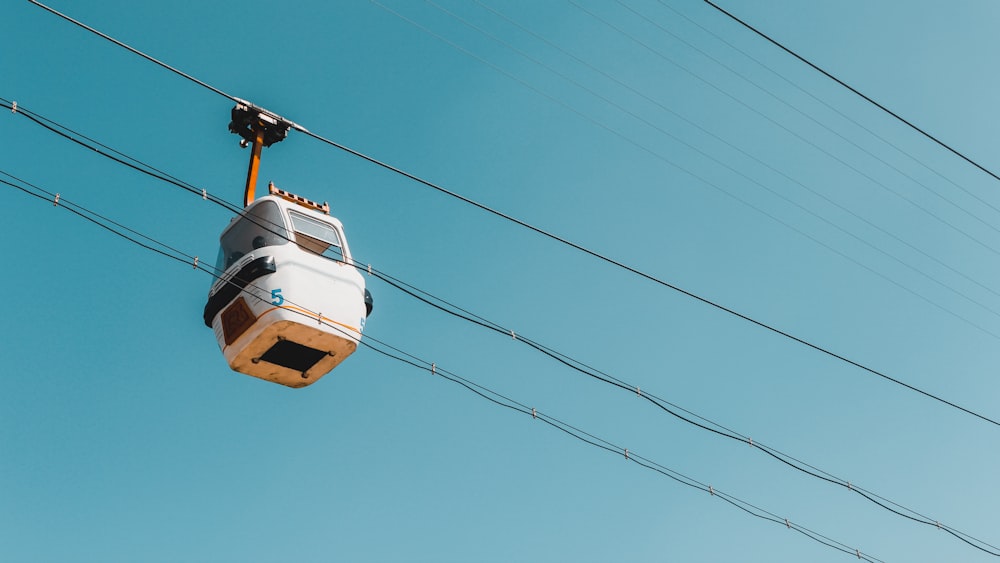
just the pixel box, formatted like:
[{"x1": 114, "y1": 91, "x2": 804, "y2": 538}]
[
  {"x1": 217, "y1": 201, "x2": 289, "y2": 270},
  {"x1": 289, "y1": 210, "x2": 345, "y2": 262}
]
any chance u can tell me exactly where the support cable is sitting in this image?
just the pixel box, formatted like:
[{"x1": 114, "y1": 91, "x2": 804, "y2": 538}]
[
  {"x1": 26, "y1": 0, "x2": 238, "y2": 103},
  {"x1": 701, "y1": 0, "x2": 1000, "y2": 185},
  {"x1": 3, "y1": 165, "x2": 997, "y2": 557},
  {"x1": 425, "y1": 0, "x2": 1000, "y2": 321},
  {"x1": 7, "y1": 99, "x2": 1000, "y2": 551},
  {"x1": 474, "y1": 0, "x2": 1000, "y2": 303},
  {"x1": 300, "y1": 122, "x2": 1000, "y2": 428},
  {"x1": 364, "y1": 262, "x2": 1000, "y2": 556},
  {"x1": 3, "y1": 171, "x2": 885, "y2": 562},
  {"x1": 613, "y1": 0, "x2": 1000, "y2": 238},
  {"x1": 18, "y1": 3, "x2": 1000, "y2": 428},
  {"x1": 653, "y1": 0, "x2": 1000, "y2": 219},
  {"x1": 563, "y1": 0, "x2": 1000, "y2": 262}
]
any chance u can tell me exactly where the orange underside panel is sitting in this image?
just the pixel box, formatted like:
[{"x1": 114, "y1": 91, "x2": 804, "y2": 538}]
[{"x1": 228, "y1": 319, "x2": 358, "y2": 388}]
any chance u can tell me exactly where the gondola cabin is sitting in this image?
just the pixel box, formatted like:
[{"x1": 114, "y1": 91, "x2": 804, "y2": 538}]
[{"x1": 203, "y1": 184, "x2": 370, "y2": 387}]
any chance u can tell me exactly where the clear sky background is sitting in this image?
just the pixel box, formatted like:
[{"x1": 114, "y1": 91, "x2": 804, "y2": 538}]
[{"x1": 3, "y1": 1, "x2": 999, "y2": 561}]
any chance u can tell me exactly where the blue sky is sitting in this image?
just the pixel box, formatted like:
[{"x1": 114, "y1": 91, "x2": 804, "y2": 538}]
[{"x1": 3, "y1": 1, "x2": 1000, "y2": 561}]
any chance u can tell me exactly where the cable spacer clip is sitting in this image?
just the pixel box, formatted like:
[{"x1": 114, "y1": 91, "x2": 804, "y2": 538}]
[
  {"x1": 531, "y1": 407, "x2": 536, "y2": 419},
  {"x1": 202, "y1": 188, "x2": 207, "y2": 200},
  {"x1": 317, "y1": 313, "x2": 323, "y2": 325},
  {"x1": 747, "y1": 437, "x2": 753, "y2": 447},
  {"x1": 511, "y1": 329, "x2": 516, "y2": 340},
  {"x1": 624, "y1": 448, "x2": 629, "y2": 460},
  {"x1": 11, "y1": 101, "x2": 16, "y2": 114},
  {"x1": 431, "y1": 363, "x2": 436, "y2": 375},
  {"x1": 856, "y1": 548, "x2": 861, "y2": 559},
  {"x1": 193, "y1": 256, "x2": 199, "y2": 269},
  {"x1": 53, "y1": 193, "x2": 60, "y2": 207},
  {"x1": 636, "y1": 386, "x2": 641, "y2": 397},
  {"x1": 708, "y1": 485, "x2": 714, "y2": 496},
  {"x1": 847, "y1": 481, "x2": 852, "y2": 490},
  {"x1": 367, "y1": 264, "x2": 372, "y2": 275},
  {"x1": 784, "y1": 518, "x2": 790, "y2": 529},
  {"x1": 935, "y1": 521, "x2": 941, "y2": 529}
]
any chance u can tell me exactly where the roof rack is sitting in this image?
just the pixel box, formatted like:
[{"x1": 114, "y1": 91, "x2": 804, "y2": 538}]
[{"x1": 268, "y1": 182, "x2": 330, "y2": 215}]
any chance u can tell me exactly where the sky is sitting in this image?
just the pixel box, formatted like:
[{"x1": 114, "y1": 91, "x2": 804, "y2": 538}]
[{"x1": 3, "y1": 1, "x2": 1000, "y2": 561}]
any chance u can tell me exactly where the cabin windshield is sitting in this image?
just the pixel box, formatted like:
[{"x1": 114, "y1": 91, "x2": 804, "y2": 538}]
[
  {"x1": 289, "y1": 210, "x2": 346, "y2": 262},
  {"x1": 216, "y1": 200, "x2": 290, "y2": 271}
]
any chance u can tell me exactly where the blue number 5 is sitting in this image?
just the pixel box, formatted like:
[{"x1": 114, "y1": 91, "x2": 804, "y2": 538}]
[{"x1": 271, "y1": 288, "x2": 284, "y2": 306}]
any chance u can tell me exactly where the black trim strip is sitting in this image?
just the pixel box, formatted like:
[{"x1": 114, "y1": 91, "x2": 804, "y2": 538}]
[{"x1": 203, "y1": 255, "x2": 276, "y2": 327}]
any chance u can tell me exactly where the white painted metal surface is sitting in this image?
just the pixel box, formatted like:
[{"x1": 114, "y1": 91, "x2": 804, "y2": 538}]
[{"x1": 205, "y1": 192, "x2": 367, "y2": 387}]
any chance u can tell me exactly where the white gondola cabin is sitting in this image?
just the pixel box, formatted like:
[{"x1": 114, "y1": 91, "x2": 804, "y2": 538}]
[{"x1": 203, "y1": 184, "x2": 370, "y2": 387}]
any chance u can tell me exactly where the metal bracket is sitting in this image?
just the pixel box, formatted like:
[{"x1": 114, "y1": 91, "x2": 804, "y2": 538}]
[
  {"x1": 229, "y1": 100, "x2": 300, "y2": 208},
  {"x1": 229, "y1": 100, "x2": 297, "y2": 147}
]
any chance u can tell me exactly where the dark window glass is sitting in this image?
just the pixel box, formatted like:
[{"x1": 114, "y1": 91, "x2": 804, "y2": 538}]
[
  {"x1": 289, "y1": 210, "x2": 344, "y2": 262},
  {"x1": 216, "y1": 201, "x2": 289, "y2": 271}
]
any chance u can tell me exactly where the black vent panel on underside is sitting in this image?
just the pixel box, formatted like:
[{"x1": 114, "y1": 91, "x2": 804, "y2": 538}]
[{"x1": 259, "y1": 340, "x2": 328, "y2": 373}]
